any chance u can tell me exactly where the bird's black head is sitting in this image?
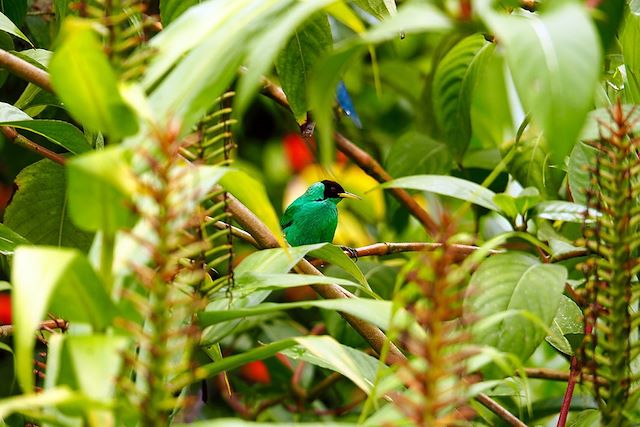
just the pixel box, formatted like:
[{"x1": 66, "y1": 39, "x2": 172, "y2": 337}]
[{"x1": 321, "y1": 180, "x2": 345, "y2": 199}]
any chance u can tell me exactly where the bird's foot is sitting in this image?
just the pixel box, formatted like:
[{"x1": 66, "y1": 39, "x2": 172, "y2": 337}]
[{"x1": 340, "y1": 246, "x2": 359, "y2": 261}]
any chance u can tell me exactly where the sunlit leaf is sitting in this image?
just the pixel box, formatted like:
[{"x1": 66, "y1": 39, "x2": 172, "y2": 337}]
[
  {"x1": 12, "y1": 246, "x2": 117, "y2": 391},
  {"x1": 478, "y1": 0, "x2": 602, "y2": 164},
  {"x1": 0, "y1": 223, "x2": 29, "y2": 255},
  {"x1": 49, "y1": 18, "x2": 138, "y2": 139},
  {"x1": 0, "y1": 11, "x2": 31, "y2": 45}
]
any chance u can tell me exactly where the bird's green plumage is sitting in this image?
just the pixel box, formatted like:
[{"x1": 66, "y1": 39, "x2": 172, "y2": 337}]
[{"x1": 280, "y1": 181, "x2": 345, "y2": 246}]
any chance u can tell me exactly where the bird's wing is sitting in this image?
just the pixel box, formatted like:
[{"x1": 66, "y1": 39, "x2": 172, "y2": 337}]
[{"x1": 280, "y1": 200, "x2": 301, "y2": 231}]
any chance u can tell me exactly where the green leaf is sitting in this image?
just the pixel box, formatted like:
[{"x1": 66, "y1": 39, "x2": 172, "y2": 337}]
[
  {"x1": 57, "y1": 335, "x2": 129, "y2": 400},
  {"x1": 502, "y1": 127, "x2": 561, "y2": 199},
  {"x1": 379, "y1": 174, "x2": 499, "y2": 211},
  {"x1": 352, "y1": 0, "x2": 396, "y2": 20},
  {"x1": 360, "y1": 3, "x2": 451, "y2": 44},
  {"x1": 621, "y1": 13, "x2": 640, "y2": 103},
  {"x1": 284, "y1": 336, "x2": 380, "y2": 393},
  {"x1": 160, "y1": 0, "x2": 202, "y2": 25},
  {"x1": 235, "y1": 0, "x2": 336, "y2": 119},
  {"x1": 493, "y1": 187, "x2": 541, "y2": 218},
  {"x1": 275, "y1": 13, "x2": 333, "y2": 121},
  {"x1": 0, "y1": 387, "x2": 84, "y2": 420},
  {"x1": 0, "y1": 101, "x2": 30, "y2": 121},
  {"x1": 534, "y1": 201, "x2": 598, "y2": 223},
  {"x1": 49, "y1": 18, "x2": 138, "y2": 139},
  {"x1": 0, "y1": 11, "x2": 32, "y2": 45},
  {"x1": 470, "y1": 44, "x2": 514, "y2": 149},
  {"x1": 199, "y1": 298, "x2": 392, "y2": 330},
  {"x1": 567, "y1": 409, "x2": 601, "y2": 427},
  {"x1": 546, "y1": 295, "x2": 583, "y2": 356},
  {"x1": 4, "y1": 159, "x2": 94, "y2": 251},
  {"x1": 465, "y1": 252, "x2": 567, "y2": 369},
  {"x1": 66, "y1": 147, "x2": 138, "y2": 233},
  {"x1": 432, "y1": 34, "x2": 489, "y2": 160},
  {"x1": 478, "y1": 0, "x2": 602, "y2": 165},
  {"x1": 12, "y1": 246, "x2": 117, "y2": 391},
  {"x1": 0, "y1": 120, "x2": 91, "y2": 155},
  {"x1": 567, "y1": 141, "x2": 596, "y2": 206},
  {"x1": 233, "y1": 273, "x2": 372, "y2": 298},
  {"x1": 385, "y1": 132, "x2": 452, "y2": 177},
  {"x1": 220, "y1": 168, "x2": 284, "y2": 246},
  {"x1": 0, "y1": 223, "x2": 29, "y2": 255}
]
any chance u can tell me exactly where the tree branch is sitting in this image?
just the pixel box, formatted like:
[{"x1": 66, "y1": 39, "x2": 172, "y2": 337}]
[
  {"x1": 0, "y1": 126, "x2": 66, "y2": 165},
  {"x1": 219, "y1": 190, "x2": 406, "y2": 365},
  {"x1": 257, "y1": 74, "x2": 439, "y2": 236},
  {"x1": 341, "y1": 241, "x2": 500, "y2": 262},
  {"x1": 0, "y1": 48, "x2": 53, "y2": 93}
]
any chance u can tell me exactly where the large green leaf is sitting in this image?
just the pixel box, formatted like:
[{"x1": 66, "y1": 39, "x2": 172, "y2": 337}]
[
  {"x1": 275, "y1": 13, "x2": 333, "y2": 121},
  {"x1": 66, "y1": 147, "x2": 138, "y2": 233},
  {"x1": 0, "y1": 119, "x2": 91, "y2": 155},
  {"x1": 49, "y1": 18, "x2": 138, "y2": 139},
  {"x1": 465, "y1": 252, "x2": 567, "y2": 369},
  {"x1": 199, "y1": 298, "x2": 392, "y2": 330},
  {"x1": 379, "y1": 174, "x2": 499, "y2": 211},
  {"x1": 567, "y1": 141, "x2": 596, "y2": 206},
  {"x1": 147, "y1": 0, "x2": 290, "y2": 133},
  {"x1": 432, "y1": 34, "x2": 489, "y2": 160},
  {"x1": 385, "y1": 132, "x2": 452, "y2": 178},
  {"x1": 4, "y1": 159, "x2": 93, "y2": 251},
  {"x1": 0, "y1": 10, "x2": 31, "y2": 45},
  {"x1": 478, "y1": 0, "x2": 601, "y2": 165},
  {"x1": 0, "y1": 223, "x2": 29, "y2": 255},
  {"x1": 235, "y1": 0, "x2": 336, "y2": 119},
  {"x1": 12, "y1": 246, "x2": 117, "y2": 391}
]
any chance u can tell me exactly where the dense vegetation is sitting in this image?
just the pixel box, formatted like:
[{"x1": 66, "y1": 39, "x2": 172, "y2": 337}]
[{"x1": 0, "y1": 0, "x2": 638, "y2": 426}]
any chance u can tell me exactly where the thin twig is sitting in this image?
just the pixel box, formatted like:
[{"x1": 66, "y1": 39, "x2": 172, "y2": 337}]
[
  {"x1": 257, "y1": 74, "x2": 438, "y2": 236},
  {"x1": 0, "y1": 319, "x2": 68, "y2": 337},
  {"x1": 219, "y1": 189, "x2": 406, "y2": 365},
  {"x1": 522, "y1": 367, "x2": 569, "y2": 381},
  {"x1": 475, "y1": 393, "x2": 526, "y2": 427},
  {"x1": 341, "y1": 242, "x2": 501, "y2": 262},
  {"x1": 0, "y1": 48, "x2": 54, "y2": 93},
  {"x1": 0, "y1": 126, "x2": 66, "y2": 165},
  {"x1": 211, "y1": 220, "x2": 258, "y2": 247}
]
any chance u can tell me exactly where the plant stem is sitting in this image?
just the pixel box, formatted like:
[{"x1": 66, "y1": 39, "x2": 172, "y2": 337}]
[
  {"x1": 0, "y1": 127, "x2": 66, "y2": 165},
  {"x1": 476, "y1": 393, "x2": 526, "y2": 427},
  {"x1": 557, "y1": 356, "x2": 581, "y2": 427}
]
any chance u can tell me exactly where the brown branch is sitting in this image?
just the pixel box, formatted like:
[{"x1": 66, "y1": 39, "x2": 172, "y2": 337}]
[
  {"x1": 0, "y1": 126, "x2": 66, "y2": 165},
  {"x1": 475, "y1": 393, "x2": 526, "y2": 427},
  {"x1": 341, "y1": 242, "x2": 501, "y2": 262},
  {"x1": 0, "y1": 319, "x2": 68, "y2": 338},
  {"x1": 522, "y1": 367, "x2": 569, "y2": 381},
  {"x1": 220, "y1": 190, "x2": 406, "y2": 365},
  {"x1": 0, "y1": 48, "x2": 54, "y2": 93},
  {"x1": 257, "y1": 74, "x2": 438, "y2": 236}
]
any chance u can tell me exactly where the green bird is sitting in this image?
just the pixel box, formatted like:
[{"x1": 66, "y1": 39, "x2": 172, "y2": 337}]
[{"x1": 281, "y1": 180, "x2": 360, "y2": 246}]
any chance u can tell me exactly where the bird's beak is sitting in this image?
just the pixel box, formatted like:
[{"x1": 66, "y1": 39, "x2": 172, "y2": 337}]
[{"x1": 338, "y1": 192, "x2": 361, "y2": 200}]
